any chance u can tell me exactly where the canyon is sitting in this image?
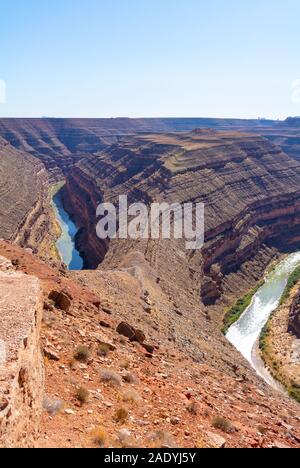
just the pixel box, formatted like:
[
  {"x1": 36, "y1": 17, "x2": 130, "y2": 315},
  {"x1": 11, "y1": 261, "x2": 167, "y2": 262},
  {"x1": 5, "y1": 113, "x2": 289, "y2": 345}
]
[{"x1": 0, "y1": 118, "x2": 300, "y2": 448}]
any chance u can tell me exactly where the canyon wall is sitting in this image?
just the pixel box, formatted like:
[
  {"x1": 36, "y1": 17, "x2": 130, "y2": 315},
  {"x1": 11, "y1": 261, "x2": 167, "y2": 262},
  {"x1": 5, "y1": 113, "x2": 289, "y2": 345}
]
[
  {"x1": 63, "y1": 131, "x2": 300, "y2": 306},
  {"x1": 1, "y1": 117, "x2": 300, "y2": 184},
  {"x1": 0, "y1": 137, "x2": 54, "y2": 258},
  {"x1": 0, "y1": 257, "x2": 44, "y2": 448}
]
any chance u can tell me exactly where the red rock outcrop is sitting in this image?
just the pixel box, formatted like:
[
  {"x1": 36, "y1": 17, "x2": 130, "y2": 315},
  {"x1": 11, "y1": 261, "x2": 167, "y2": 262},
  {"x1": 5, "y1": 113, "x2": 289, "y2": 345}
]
[{"x1": 0, "y1": 257, "x2": 44, "y2": 448}]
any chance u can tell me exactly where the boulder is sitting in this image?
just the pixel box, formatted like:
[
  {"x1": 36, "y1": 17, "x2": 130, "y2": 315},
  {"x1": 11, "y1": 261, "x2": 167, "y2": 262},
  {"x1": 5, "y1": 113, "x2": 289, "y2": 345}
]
[
  {"x1": 48, "y1": 291, "x2": 71, "y2": 312},
  {"x1": 117, "y1": 322, "x2": 136, "y2": 340},
  {"x1": 206, "y1": 431, "x2": 226, "y2": 448},
  {"x1": 143, "y1": 343, "x2": 155, "y2": 354},
  {"x1": 134, "y1": 329, "x2": 146, "y2": 344},
  {"x1": 43, "y1": 347, "x2": 60, "y2": 362}
]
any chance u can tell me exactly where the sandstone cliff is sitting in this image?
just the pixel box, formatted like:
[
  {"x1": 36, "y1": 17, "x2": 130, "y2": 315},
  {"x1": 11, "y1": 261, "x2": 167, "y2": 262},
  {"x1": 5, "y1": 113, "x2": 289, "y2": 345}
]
[
  {"x1": 0, "y1": 137, "x2": 56, "y2": 259},
  {"x1": 63, "y1": 131, "x2": 300, "y2": 306},
  {"x1": 0, "y1": 256, "x2": 44, "y2": 448}
]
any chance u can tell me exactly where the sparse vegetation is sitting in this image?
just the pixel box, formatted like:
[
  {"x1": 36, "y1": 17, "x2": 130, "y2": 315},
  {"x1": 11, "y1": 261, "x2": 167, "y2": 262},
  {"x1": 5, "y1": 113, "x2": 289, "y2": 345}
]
[
  {"x1": 43, "y1": 396, "x2": 64, "y2": 415},
  {"x1": 289, "y1": 384, "x2": 300, "y2": 403},
  {"x1": 75, "y1": 386, "x2": 89, "y2": 406},
  {"x1": 122, "y1": 372, "x2": 137, "y2": 384},
  {"x1": 147, "y1": 430, "x2": 174, "y2": 448},
  {"x1": 43, "y1": 397, "x2": 64, "y2": 416},
  {"x1": 97, "y1": 343, "x2": 111, "y2": 357},
  {"x1": 92, "y1": 426, "x2": 107, "y2": 447},
  {"x1": 114, "y1": 407, "x2": 129, "y2": 424},
  {"x1": 117, "y1": 428, "x2": 134, "y2": 448},
  {"x1": 222, "y1": 281, "x2": 264, "y2": 334},
  {"x1": 120, "y1": 360, "x2": 130, "y2": 370},
  {"x1": 122, "y1": 389, "x2": 141, "y2": 404},
  {"x1": 212, "y1": 416, "x2": 235, "y2": 433},
  {"x1": 187, "y1": 401, "x2": 198, "y2": 415},
  {"x1": 257, "y1": 425, "x2": 268, "y2": 435},
  {"x1": 259, "y1": 319, "x2": 272, "y2": 352},
  {"x1": 100, "y1": 369, "x2": 122, "y2": 387},
  {"x1": 279, "y1": 265, "x2": 300, "y2": 305},
  {"x1": 73, "y1": 345, "x2": 90, "y2": 363}
]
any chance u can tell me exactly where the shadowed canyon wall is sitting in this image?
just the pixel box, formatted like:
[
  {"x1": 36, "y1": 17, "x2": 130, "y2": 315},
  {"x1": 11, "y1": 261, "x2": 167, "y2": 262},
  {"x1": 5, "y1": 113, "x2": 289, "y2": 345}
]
[{"x1": 0, "y1": 137, "x2": 53, "y2": 255}]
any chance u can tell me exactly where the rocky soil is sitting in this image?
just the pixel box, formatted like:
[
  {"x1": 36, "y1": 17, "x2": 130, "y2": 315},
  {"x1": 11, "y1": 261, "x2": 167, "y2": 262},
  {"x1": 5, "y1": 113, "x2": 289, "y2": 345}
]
[{"x1": 0, "y1": 241, "x2": 299, "y2": 448}]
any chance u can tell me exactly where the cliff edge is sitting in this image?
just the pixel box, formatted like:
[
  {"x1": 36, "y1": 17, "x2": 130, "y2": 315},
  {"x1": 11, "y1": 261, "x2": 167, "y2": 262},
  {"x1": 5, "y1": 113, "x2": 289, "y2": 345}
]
[{"x1": 0, "y1": 256, "x2": 44, "y2": 448}]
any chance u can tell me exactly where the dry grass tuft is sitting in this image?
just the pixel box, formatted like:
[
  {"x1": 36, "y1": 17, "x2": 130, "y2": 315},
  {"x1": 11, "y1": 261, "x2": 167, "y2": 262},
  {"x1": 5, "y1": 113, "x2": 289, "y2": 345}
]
[{"x1": 73, "y1": 345, "x2": 90, "y2": 363}]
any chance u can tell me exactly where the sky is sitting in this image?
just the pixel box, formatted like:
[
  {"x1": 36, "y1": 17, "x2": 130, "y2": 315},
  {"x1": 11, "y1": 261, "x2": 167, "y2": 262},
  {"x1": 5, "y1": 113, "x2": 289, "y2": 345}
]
[{"x1": 1, "y1": 0, "x2": 300, "y2": 119}]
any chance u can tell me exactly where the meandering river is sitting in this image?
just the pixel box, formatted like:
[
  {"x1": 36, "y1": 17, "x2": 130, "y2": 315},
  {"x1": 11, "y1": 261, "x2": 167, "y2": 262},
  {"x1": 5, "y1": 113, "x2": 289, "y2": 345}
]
[
  {"x1": 51, "y1": 191, "x2": 84, "y2": 271},
  {"x1": 227, "y1": 252, "x2": 300, "y2": 386}
]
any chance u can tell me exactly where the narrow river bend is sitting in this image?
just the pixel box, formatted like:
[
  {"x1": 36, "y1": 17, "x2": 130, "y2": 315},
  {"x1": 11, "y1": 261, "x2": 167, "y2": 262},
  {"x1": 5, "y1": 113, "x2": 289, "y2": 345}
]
[
  {"x1": 51, "y1": 191, "x2": 84, "y2": 271},
  {"x1": 226, "y1": 252, "x2": 300, "y2": 386}
]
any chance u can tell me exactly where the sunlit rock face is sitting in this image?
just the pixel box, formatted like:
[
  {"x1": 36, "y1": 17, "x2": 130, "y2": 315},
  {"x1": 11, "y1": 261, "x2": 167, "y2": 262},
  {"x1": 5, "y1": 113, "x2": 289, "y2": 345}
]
[
  {"x1": 0, "y1": 257, "x2": 44, "y2": 448},
  {"x1": 63, "y1": 130, "x2": 300, "y2": 304}
]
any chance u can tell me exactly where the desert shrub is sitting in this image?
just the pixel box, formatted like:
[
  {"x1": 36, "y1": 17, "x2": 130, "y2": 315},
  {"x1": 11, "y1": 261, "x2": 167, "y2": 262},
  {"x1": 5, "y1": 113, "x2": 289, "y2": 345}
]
[
  {"x1": 120, "y1": 360, "x2": 130, "y2": 370},
  {"x1": 69, "y1": 358, "x2": 78, "y2": 370},
  {"x1": 92, "y1": 426, "x2": 107, "y2": 447},
  {"x1": 73, "y1": 345, "x2": 90, "y2": 363},
  {"x1": 43, "y1": 396, "x2": 64, "y2": 415},
  {"x1": 257, "y1": 425, "x2": 268, "y2": 435},
  {"x1": 97, "y1": 343, "x2": 111, "y2": 357},
  {"x1": 100, "y1": 369, "x2": 122, "y2": 387},
  {"x1": 187, "y1": 401, "x2": 198, "y2": 415},
  {"x1": 75, "y1": 386, "x2": 89, "y2": 405},
  {"x1": 114, "y1": 407, "x2": 129, "y2": 424},
  {"x1": 147, "y1": 430, "x2": 174, "y2": 448},
  {"x1": 289, "y1": 385, "x2": 300, "y2": 403},
  {"x1": 117, "y1": 429, "x2": 134, "y2": 448},
  {"x1": 212, "y1": 416, "x2": 235, "y2": 433},
  {"x1": 122, "y1": 389, "x2": 141, "y2": 404},
  {"x1": 122, "y1": 372, "x2": 137, "y2": 384}
]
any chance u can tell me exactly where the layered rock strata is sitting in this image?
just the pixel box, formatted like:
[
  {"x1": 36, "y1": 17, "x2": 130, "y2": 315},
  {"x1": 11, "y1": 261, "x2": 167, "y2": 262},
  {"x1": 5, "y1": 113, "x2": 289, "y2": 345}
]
[
  {"x1": 0, "y1": 137, "x2": 55, "y2": 258},
  {"x1": 2, "y1": 117, "x2": 300, "y2": 183},
  {"x1": 63, "y1": 131, "x2": 300, "y2": 305}
]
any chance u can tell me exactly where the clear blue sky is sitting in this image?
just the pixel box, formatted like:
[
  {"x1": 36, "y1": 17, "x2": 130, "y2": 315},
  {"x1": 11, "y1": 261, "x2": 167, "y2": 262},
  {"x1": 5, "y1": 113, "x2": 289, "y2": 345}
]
[{"x1": 1, "y1": 0, "x2": 300, "y2": 119}]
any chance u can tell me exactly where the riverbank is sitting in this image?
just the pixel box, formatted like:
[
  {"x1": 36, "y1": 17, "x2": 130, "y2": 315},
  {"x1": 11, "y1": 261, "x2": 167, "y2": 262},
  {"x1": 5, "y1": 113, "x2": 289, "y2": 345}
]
[
  {"x1": 47, "y1": 182, "x2": 65, "y2": 262},
  {"x1": 222, "y1": 281, "x2": 264, "y2": 335},
  {"x1": 222, "y1": 255, "x2": 289, "y2": 335},
  {"x1": 226, "y1": 252, "x2": 300, "y2": 390},
  {"x1": 51, "y1": 185, "x2": 84, "y2": 270},
  {"x1": 259, "y1": 270, "x2": 300, "y2": 404}
]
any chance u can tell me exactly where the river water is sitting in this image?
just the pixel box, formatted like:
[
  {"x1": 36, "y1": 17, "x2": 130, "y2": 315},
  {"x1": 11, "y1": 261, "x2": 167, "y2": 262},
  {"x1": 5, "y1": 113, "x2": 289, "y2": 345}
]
[
  {"x1": 227, "y1": 252, "x2": 300, "y2": 382},
  {"x1": 51, "y1": 191, "x2": 84, "y2": 271}
]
